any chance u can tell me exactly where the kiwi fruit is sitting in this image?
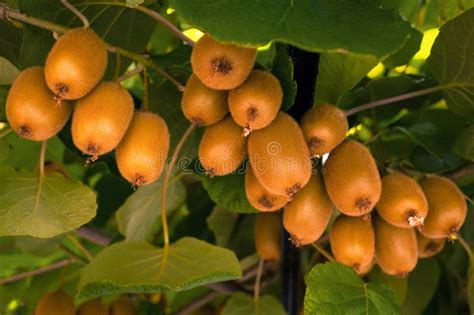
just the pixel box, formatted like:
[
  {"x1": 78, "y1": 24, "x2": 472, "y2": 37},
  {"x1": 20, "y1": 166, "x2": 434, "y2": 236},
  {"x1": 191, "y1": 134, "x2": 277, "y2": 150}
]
[
  {"x1": 358, "y1": 259, "x2": 375, "y2": 276},
  {"x1": 6, "y1": 67, "x2": 72, "y2": 141},
  {"x1": 35, "y1": 290, "x2": 75, "y2": 315},
  {"x1": 72, "y1": 82, "x2": 134, "y2": 160},
  {"x1": 181, "y1": 74, "x2": 229, "y2": 126},
  {"x1": 329, "y1": 215, "x2": 375, "y2": 274},
  {"x1": 228, "y1": 70, "x2": 283, "y2": 135},
  {"x1": 420, "y1": 175, "x2": 467, "y2": 239},
  {"x1": 254, "y1": 213, "x2": 281, "y2": 261},
  {"x1": 77, "y1": 299, "x2": 108, "y2": 315},
  {"x1": 198, "y1": 116, "x2": 246, "y2": 176},
  {"x1": 417, "y1": 233, "x2": 445, "y2": 258},
  {"x1": 245, "y1": 166, "x2": 288, "y2": 212},
  {"x1": 116, "y1": 111, "x2": 170, "y2": 186},
  {"x1": 248, "y1": 112, "x2": 312, "y2": 198},
  {"x1": 300, "y1": 104, "x2": 348, "y2": 156},
  {"x1": 191, "y1": 33, "x2": 256, "y2": 90},
  {"x1": 45, "y1": 28, "x2": 108, "y2": 101},
  {"x1": 283, "y1": 175, "x2": 333, "y2": 246},
  {"x1": 376, "y1": 173, "x2": 428, "y2": 228},
  {"x1": 375, "y1": 217, "x2": 418, "y2": 277},
  {"x1": 110, "y1": 296, "x2": 138, "y2": 315},
  {"x1": 323, "y1": 140, "x2": 381, "y2": 216}
]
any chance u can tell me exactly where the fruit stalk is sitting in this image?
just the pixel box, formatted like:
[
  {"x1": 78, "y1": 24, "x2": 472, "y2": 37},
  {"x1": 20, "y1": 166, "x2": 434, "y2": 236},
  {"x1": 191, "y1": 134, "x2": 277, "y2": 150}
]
[
  {"x1": 60, "y1": 0, "x2": 89, "y2": 28},
  {"x1": 311, "y1": 242, "x2": 335, "y2": 262},
  {"x1": 38, "y1": 140, "x2": 47, "y2": 179},
  {"x1": 457, "y1": 235, "x2": 473, "y2": 261},
  {"x1": 253, "y1": 259, "x2": 265, "y2": 309},
  {"x1": 116, "y1": 64, "x2": 144, "y2": 82}
]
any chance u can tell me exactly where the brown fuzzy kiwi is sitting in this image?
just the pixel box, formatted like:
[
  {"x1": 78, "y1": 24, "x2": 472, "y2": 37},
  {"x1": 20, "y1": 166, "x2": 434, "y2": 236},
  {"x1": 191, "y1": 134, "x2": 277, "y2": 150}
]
[
  {"x1": 72, "y1": 82, "x2": 134, "y2": 160},
  {"x1": 77, "y1": 299, "x2": 108, "y2": 315},
  {"x1": 6, "y1": 67, "x2": 72, "y2": 141},
  {"x1": 191, "y1": 33, "x2": 256, "y2": 90},
  {"x1": 375, "y1": 217, "x2": 418, "y2": 277},
  {"x1": 245, "y1": 166, "x2": 288, "y2": 212},
  {"x1": 323, "y1": 140, "x2": 381, "y2": 216},
  {"x1": 329, "y1": 215, "x2": 375, "y2": 274},
  {"x1": 254, "y1": 212, "x2": 281, "y2": 261},
  {"x1": 283, "y1": 175, "x2": 333, "y2": 246},
  {"x1": 198, "y1": 116, "x2": 246, "y2": 176},
  {"x1": 248, "y1": 112, "x2": 312, "y2": 198},
  {"x1": 35, "y1": 291, "x2": 75, "y2": 315},
  {"x1": 110, "y1": 296, "x2": 138, "y2": 315},
  {"x1": 181, "y1": 74, "x2": 229, "y2": 126},
  {"x1": 116, "y1": 111, "x2": 170, "y2": 186},
  {"x1": 420, "y1": 176, "x2": 467, "y2": 239},
  {"x1": 358, "y1": 259, "x2": 375, "y2": 276},
  {"x1": 300, "y1": 104, "x2": 348, "y2": 156},
  {"x1": 45, "y1": 28, "x2": 108, "y2": 101},
  {"x1": 376, "y1": 173, "x2": 428, "y2": 228},
  {"x1": 417, "y1": 233, "x2": 446, "y2": 258},
  {"x1": 228, "y1": 70, "x2": 283, "y2": 135}
]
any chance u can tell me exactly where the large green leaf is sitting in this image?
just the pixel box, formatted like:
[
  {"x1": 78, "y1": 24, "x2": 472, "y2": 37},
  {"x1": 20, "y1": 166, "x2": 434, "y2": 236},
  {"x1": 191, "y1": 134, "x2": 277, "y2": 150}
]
[
  {"x1": 221, "y1": 292, "x2": 286, "y2": 315},
  {"x1": 368, "y1": 266, "x2": 407, "y2": 305},
  {"x1": 438, "y1": 0, "x2": 474, "y2": 23},
  {"x1": 0, "y1": 166, "x2": 97, "y2": 238},
  {"x1": 77, "y1": 237, "x2": 242, "y2": 300},
  {"x1": 427, "y1": 8, "x2": 474, "y2": 118},
  {"x1": 172, "y1": 0, "x2": 411, "y2": 58},
  {"x1": 454, "y1": 125, "x2": 474, "y2": 161},
  {"x1": 0, "y1": 57, "x2": 19, "y2": 85},
  {"x1": 271, "y1": 47, "x2": 297, "y2": 111},
  {"x1": 304, "y1": 262, "x2": 400, "y2": 315},
  {"x1": 383, "y1": 28, "x2": 422, "y2": 68},
  {"x1": 469, "y1": 259, "x2": 474, "y2": 314},
  {"x1": 207, "y1": 206, "x2": 238, "y2": 247},
  {"x1": 0, "y1": 20, "x2": 22, "y2": 64}
]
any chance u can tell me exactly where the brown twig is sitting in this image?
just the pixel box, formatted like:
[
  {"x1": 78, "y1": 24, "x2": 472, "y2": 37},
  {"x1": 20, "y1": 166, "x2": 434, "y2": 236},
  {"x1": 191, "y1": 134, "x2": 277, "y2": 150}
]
[
  {"x1": 0, "y1": 259, "x2": 74, "y2": 285},
  {"x1": 76, "y1": 227, "x2": 112, "y2": 246},
  {"x1": 174, "y1": 291, "x2": 220, "y2": 315},
  {"x1": 447, "y1": 163, "x2": 474, "y2": 182}
]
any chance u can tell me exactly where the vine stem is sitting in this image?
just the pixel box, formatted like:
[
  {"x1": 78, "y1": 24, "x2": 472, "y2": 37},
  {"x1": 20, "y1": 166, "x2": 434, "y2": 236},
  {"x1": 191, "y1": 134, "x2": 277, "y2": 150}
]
[
  {"x1": 161, "y1": 123, "x2": 197, "y2": 249},
  {"x1": 311, "y1": 242, "x2": 335, "y2": 262},
  {"x1": 67, "y1": 234, "x2": 93, "y2": 262},
  {"x1": 457, "y1": 235, "x2": 473, "y2": 261},
  {"x1": 0, "y1": 259, "x2": 74, "y2": 285},
  {"x1": 113, "y1": 53, "x2": 121, "y2": 81},
  {"x1": 117, "y1": 64, "x2": 144, "y2": 82},
  {"x1": 39, "y1": 140, "x2": 47, "y2": 179},
  {"x1": 60, "y1": 0, "x2": 89, "y2": 28},
  {"x1": 254, "y1": 259, "x2": 265, "y2": 313}
]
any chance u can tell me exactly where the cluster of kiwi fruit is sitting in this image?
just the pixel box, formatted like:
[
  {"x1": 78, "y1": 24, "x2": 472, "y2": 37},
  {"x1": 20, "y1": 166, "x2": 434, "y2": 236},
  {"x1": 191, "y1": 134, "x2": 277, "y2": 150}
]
[
  {"x1": 6, "y1": 27, "x2": 170, "y2": 186},
  {"x1": 35, "y1": 290, "x2": 138, "y2": 315}
]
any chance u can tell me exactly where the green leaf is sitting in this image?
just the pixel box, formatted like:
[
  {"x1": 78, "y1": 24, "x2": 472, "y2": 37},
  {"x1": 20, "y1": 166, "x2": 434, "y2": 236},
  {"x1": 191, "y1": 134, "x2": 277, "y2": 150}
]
[
  {"x1": 172, "y1": 0, "x2": 411, "y2": 58},
  {"x1": 0, "y1": 166, "x2": 97, "y2": 238},
  {"x1": 0, "y1": 20, "x2": 22, "y2": 65},
  {"x1": 0, "y1": 57, "x2": 19, "y2": 85},
  {"x1": 271, "y1": 47, "x2": 297, "y2": 111},
  {"x1": 304, "y1": 262, "x2": 400, "y2": 315},
  {"x1": 116, "y1": 176, "x2": 186, "y2": 241},
  {"x1": 438, "y1": 0, "x2": 474, "y2": 23},
  {"x1": 15, "y1": 235, "x2": 62, "y2": 257},
  {"x1": 207, "y1": 206, "x2": 239, "y2": 247},
  {"x1": 383, "y1": 28, "x2": 422, "y2": 68},
  {"x1": 77, "y1": 237, "x2": 242, "y2": 300},
  {"x1": 368, "y1": 266, "x2": 408, "y2": 305},
  {"x1": 468, "y1": 259, "x2": 474, "y2": 314},
  {"x1": 454, "y1": 125, "x2": 474, "y2": 161},
  {"x1": 315, "y1": 53, "x2": 377, "y2": 106},
  {"x1": 427, "y1": 8, "x2": 474, "y2": 118},
  {"x1": 221, "y1": 292, "x2": 286, "y2": 315}
]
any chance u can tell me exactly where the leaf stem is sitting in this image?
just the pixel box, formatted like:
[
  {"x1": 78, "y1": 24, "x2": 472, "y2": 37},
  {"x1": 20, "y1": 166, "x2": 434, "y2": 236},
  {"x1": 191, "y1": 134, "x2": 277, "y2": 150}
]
[
  {"x1": 67, "y1": 234, "x2": 93, "y2": 262},
  {"x1": 254, "y1": 258, "x2": 265, "y2": 313},
  {"x1": 311, "y1": 242, "x2": 335, "y2": 262},
  {"x1": 0, "y1": 258, "x2": 74, "y2": 285},
  {"x1": 457, "y1": 235, "x2": 473, "y2": 261},
  {"x1": 143, "y1": 68, "x2": 149, "y2": 111},
  {"x1": 39, "y1": 140, "x2": 47, "y2": 180},
  {"x1": 117, "y1": 64, "x2": 144, "y2": 82},
  {"x1": 76, "y1": 226, "x2": 112, "y2": 246},
  {"x1": 113, "y1": 52, "x2": 121, "y2": 81},
  {"x1": 60, "y1": 0, "x2": 89, "y2": 28}
]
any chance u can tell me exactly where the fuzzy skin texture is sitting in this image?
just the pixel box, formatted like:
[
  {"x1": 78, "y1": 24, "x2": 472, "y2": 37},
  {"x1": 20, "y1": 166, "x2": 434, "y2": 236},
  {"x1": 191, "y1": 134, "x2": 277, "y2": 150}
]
[
  {"x1": 198, "y1": 116, "x2": 247, "y2": 176},
  {"x1": 110, "y1": 296, "x2": 138, "y2": 315},
  {"x1": 45, "y1": 28, "x2": 108, "y2": 100},
  {"x1": 329, "y1": 215, "x2": 375, "y2": 274},
  {"x1": 323, "y1": 140, "x2": 381, "y2": 216},
  {"x1": 35, "y1": 291, "x2": 75, "y2": 315},
  {"x1": 72, "y1": 82, "x2": 134, "y2": 157},
  {"x1": 375, "y1": 216, "x2": 418, "y2": 277},
  {"x1": 300, "y1": 104, "x2": 348, "y2": 156},
  {"x1": 191, "y1": 34, "x2": 256, "y2": 90},
  {"x1": 77, "y1": 299, "x2": 108, "y2": 315},
  {"x1": 245, "y1": 166, "x2": 288, "y2": 212},
  {"x1": 254, "y1": 213, "x2": 281, "y2": 261},
  {"x1": 6, "y1": 67, "x2": 72, "y2": 141},
  {"x1": 228, "y1": 70, "x2": 283, "y2": 132},
  {"x1": 116, "y1": 111, "x2": 170, "y2": 186},
  {"x1": 376, "y1": 173, "x2": 428, "y2": 228},
  {"x1": 283, "y1": 175, "x2": 333, "y2": 246},
  {"x1": 181, "y1": 74, "x2": 229, "y2": 126},
  {"x1": 248, "y1": 112, "x2": 312, "y2": 198},
  {"x1": 416, "y1": 233, "x2": 445, "y2": 258},
  {"x1": 419, "y1": 175, "x2": 467, "y2": 239}
]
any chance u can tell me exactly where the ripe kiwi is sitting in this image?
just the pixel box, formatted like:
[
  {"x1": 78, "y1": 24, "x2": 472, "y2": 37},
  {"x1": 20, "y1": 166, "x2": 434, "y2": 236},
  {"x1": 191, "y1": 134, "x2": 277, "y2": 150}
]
[
  {"x1": 283, "y1": 175, "x2": 333, "y2": 246},
  {"x1": 198, "y1": 116, "x2": 246, "y2": 176},
  {"x1": 228, "y1": 70, "x2": 283, "y2": 135},
  {"x1": 248, "y1": 112, "x2": 312, "y2": 198},
  {"x1": 420, "y1": 175, "x2": 467, "y2": 239},
  {"x1": 110, "y1": 296, "x2": 138, "y2": 315},
  {"x1": 77, "y1": 299, "x2": 108, "y2": 315},
  {"x1": 116, "y1": 111, "x2": 170, "y2": 186},
  {"x1": 417, "y1": 233, "x2": 445, "y2": 258},
  {"x1": 245, "y1": 166, "x2": 288, "y2": 212},
  {"x1": 45, "y1": 28, "x2": 108, "y2": 101},
  {"x1": 376, "y1": 173, "x2": 428, "y2": 228},
  {"x1": 254, "y1": 212, "x2": 281, "y2": 261},
  {"x1": 181, "y1": 74, "x2": 229, "y2": 126},
  {"x1": 375, "y1": 217, "x2": 418, "y2": 277},
  {"x1": 329, "y1": 215, "x2": 375, "y2": 274},
  {"x1": 35, "y1": 290, "x2": 75, "y2": 315},
  {"x1": 191, "y1": 33, "x2": 256, "y2": 90},
  {"x1": 300, "y1": 104, "x2": 348, "y2": 156},
  {"x1": 6, "y1": 67, "x2": 72, "y2": 141},
  {"x1": 72, "y1": 82, "x2": 134, "y2": 160},
  {"x1": 323, "y1": 140, "x2": 381, "y2": 216}
]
